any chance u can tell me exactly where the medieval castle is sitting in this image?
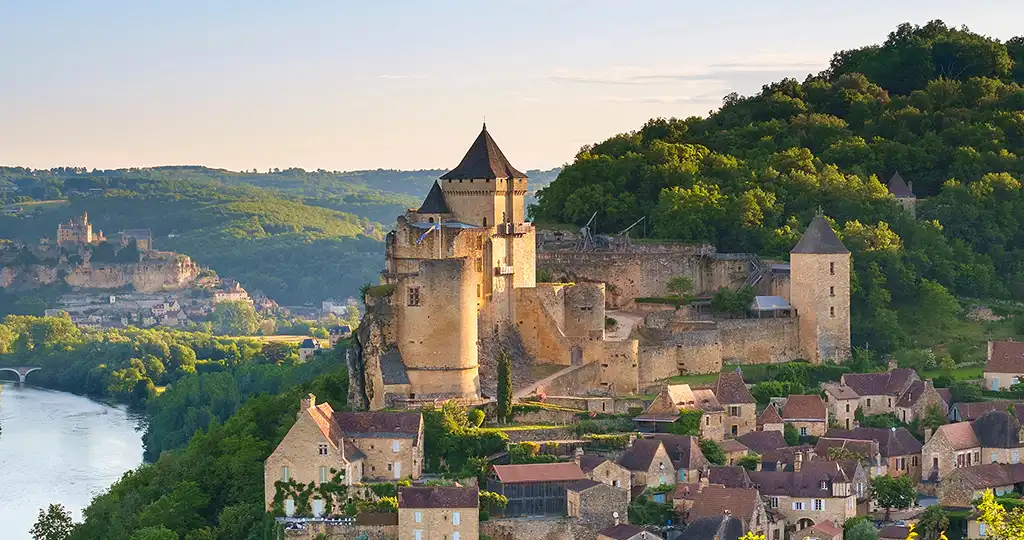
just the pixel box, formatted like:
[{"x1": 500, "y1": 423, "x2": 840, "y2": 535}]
[{"x1": 353, "y1": 125, "x2": 852, "y2": 410}]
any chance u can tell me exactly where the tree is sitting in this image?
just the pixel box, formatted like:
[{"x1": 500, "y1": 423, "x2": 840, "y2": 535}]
[
  {"x1": 211, "y1": 301, "x2": 260, "y2": 336},
  {"x1": 939, "y1": 355, "x2": 956, "y2": 375},
  {"x1": 666, "y1": 275, "x2": 694, "y2": 302},
  {"x1": 30, "y1": 504, "x2": 75, "y2": 540},
  {"x1": 738, "y1": 533, "x2": 766, "y2": 540},
  {"x1": 699, "y1": 439, "x2": 726, "y2": 465},
  {"x1": 671, "y1": 409, "x2": 703, "y2": 436},
  {"x1": 129, "y1": 527, "x2": 179, "y2": 540},
  {"x1": 784, "y1": 423, "x2": 799, "y2": 446},
  {"x1": 918, "y1": 403, "x2": 948, "y2": 436},
  {"x1": 468, "y1": 408, "x2": 485, "y2": 428},
  {"x1": 978, "y1": 489, "x2": 1024, "y2": 540},
  {"x1": 736, "y1": 453, "x2": 760, "y2": 471},
  {"x1": 950, "y1": 381, "x2": 984, "y2": 403},
  {"x1": 844, "y1": 517, "x2": 879, "y2": 540},
  {"x1": 496, "y1": 351, "x2": 512, "y2": 423},
  {"x1": 869, "y1": 474, "x2": 916, "y2": 521},
  {"x1": 917, "y1": 505, "x2": 950, "y2": 540}
]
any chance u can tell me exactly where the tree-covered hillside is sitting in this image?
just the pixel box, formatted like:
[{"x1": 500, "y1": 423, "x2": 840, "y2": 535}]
[{"x1": 534, "y1": 20, "x2": 1024, "y2": 352}]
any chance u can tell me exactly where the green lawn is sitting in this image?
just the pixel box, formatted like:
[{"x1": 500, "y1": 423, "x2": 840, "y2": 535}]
[
  {"x1": 919, "y1": 364, "x2": 985, "y2": 381},
  {"x1": 665, "y1": 373, "x2": 719, "y2": 385}
]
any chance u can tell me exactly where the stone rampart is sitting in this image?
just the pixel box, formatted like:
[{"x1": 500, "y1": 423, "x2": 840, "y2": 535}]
[
  {"x1": 717, "y1": 317, "x2": 801, "y2": 364},
  {"x1": 282, "y1": 519, "x2": 397, "y2": 540}
]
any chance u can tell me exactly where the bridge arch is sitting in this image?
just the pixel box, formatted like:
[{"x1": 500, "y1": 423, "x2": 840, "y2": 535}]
[{"x1": 0, "y1": 367, "x2": 42, "y2": 383}]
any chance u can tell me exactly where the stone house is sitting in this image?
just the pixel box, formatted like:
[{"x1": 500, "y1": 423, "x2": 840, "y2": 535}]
[
  {"x1": 792, "y1": 520, "x2": 843, "y2": 540},
  {"x1": 923, "y1": 410, "x2": 1024, "y2": 483},
  {"x1": 822, "y1": 382, "x2": 860, "y2": 430},
  {"x1": 984, "y1": 340, "x2": 1024, "y2": 391},
  {"x1": 894, "y1": 379, "x2": 951, "y2": 424},
  {"x1": 708, "y1": 466, "x2": 754, "y2": 488},
  {"x1": 686, "y1": 485, "x2": 769, "y2": 537},
  {"x1": 299, "y1": 338, "x2": 322, "y2": 361},
  {"x1": 677, "y1": 516, "x2": 744, "y2": 540},
  {"x1": 758, "y1": 404, "x2": 785, "y2": 433},
  {"x1": 737, "y1": 430, "x2": 788, "y2": 455},
  {"x1": 263, "y1": 395, "x2": 423, "y2": 514},
  {"x1": 950, "y1": 400, "x2": 1024, "y2": 422},
  {"x1": 840, "y1": 368, "x2": 918, "y2": 416},
  {"x1": 721, "y1": 439, "x2": 750, "y2": 466},
  {"x1": 706, "y1": 369, "x2": 757, "y2": 438},
  {"x1": 647, "y1": 433, "x2": 709, "y2": 483},
  {"x1": 814, "y1": 437, "x2": 884, "y2": 478},
  {"x1": 822, "y1": 427, "x2": 922, "y2": 480},
  {"x1": 598, "y1": 523, "x2": 659, "y2": 540},
  {"x1": 489, "y1": 462, "x2": 584, "y2": 517},
  {"x1": 886, "y1": 171, "x2": 917, "y2": 213},
  {"x1": 577, "y1": 452, "x2": 632, "y2": 494},
  {"x1": 566, "y1": 479, "x2": 629, "y2": 532},
  {"x1": 781, "y1": 395, "x2": 828, "y2": 437},
  {"x1": 836, "y1": 459, "x2": 871, "y2": 511},
  {"x1": 633, "y1": 384, "x2": 725, "y2": 441},
  {"x1": 747, "y1": 459, "x2": 857, "y2": 532},
  {"x1": 937, "y1": 462, "x2": 1024, "y2": 507},
  {"x1": 617, "y1": 439, "x2": 676, "y2": 489},
  {"x1": 398, "y1": 486, "x2": 478, "y2": 540}
]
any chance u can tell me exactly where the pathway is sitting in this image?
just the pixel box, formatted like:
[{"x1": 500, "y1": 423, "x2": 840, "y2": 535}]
[
  {"x1": 605, "y1": 310, "x2": 643, "y2": 341},
  {"x1": 514, "y1": 363, "x2": 583, "y2": 399}
]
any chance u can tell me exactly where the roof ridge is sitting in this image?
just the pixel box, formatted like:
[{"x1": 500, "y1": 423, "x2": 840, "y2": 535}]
[{"x1": 440, "y1": 125, "x2": 527, "y2": 181}]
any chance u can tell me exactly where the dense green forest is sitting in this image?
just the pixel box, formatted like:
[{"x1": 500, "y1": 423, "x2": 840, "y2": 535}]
[{"x1": 535, "y1": 20, "x2": 1024, "y2": 353}]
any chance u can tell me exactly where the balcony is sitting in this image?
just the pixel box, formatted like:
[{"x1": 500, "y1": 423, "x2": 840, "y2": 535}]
[
  {"x1": 495, "y1": 265, "x2": 515, "y2": 276},
  {"x1": 496, "y1": 222, "x2": 533, "y2": 236}
]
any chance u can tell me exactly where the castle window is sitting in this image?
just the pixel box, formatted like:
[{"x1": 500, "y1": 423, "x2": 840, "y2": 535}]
[
  {"x1": 320, "y1": 466, "x2": 328, "y2": 483},
  {"x1": 830, "y1": 262, "x2": 835, "y2": 275},
  {"x1": 482, "y1": 217, "x2": 488, "y2": 227},
  {"x1": 428, "y1": 218, "x2": 434, "y2": 223},
  {"x1": 476, "y1": 258, "x2": 482, "y2": 272},
  {"x1": 318, "y1": 443, "x2": 328, "y2": 456},
  {"x1": 830, "y1": 306, "x2": 835, "y2": 318},
  {"x1": 477, "y1": 284, "x2": 481, "y2": 298},
  {"x1": 282, "y1": 466, "x2": 289, "y2": 482},
  {"x1": 829, "y1": 286, "x2": 835, "y2": 297},
  {"x1": 408, "y1": 287, "x2": 421, "y2": 306}
]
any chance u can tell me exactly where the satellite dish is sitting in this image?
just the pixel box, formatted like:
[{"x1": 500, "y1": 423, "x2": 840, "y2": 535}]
[{"x1": 613, "y1": 511, "x2": 620, "y2": 518}]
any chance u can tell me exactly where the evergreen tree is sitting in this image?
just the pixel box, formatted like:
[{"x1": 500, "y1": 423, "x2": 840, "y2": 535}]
[{"x1": 497, "y1": 350, "x2": 512, "y2": 423}]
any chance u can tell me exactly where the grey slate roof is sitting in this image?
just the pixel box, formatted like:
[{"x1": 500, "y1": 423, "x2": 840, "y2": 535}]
[
  {"x1": 887, "y1": 172, "x2": 915, "y2": 198},
  {"x1": 736, "y1": 430, "x2": 788, "y2": 454},
  {"x1": 617, "y1": 439, "x2": 666, "y2": 472},
  {"x1": 791, "y1": 215, "x2": 850, "y2": 254},
  {"x1": 380, "y1": 348, "x2": 410, "y2": 385},
  {"x1": 679, "y1": 516, "x2": 743, "y2": 540},
  {"x1": 972, "y1": 410, "x2": 1022, "y2": 448},
  {"x1": 440, "y1": 124, "x2": 527, "y2": 180},
  {"x1": 566, "y1": 479, "x2": 605, "y2": 493},
  {"x1": 417, "y1": 181, "x2": 451, "y2": 214}
]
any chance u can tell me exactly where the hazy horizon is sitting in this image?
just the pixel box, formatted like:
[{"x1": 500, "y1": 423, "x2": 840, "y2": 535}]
[{"x1": 2, "y1": 1, "x2": 1022, "y2": 172}]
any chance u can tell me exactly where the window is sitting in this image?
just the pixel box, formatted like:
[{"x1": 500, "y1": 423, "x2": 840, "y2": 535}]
[
  {"x1": 482, "y1": 217, "x2": 488, "y2": 227},
  {"x1": 731, "y1": 425, "x2": 738, "y2": 436},
  {"x1": 453, "y1": 533, "x2": 461, "y2": 540},
  {"x1": 845, "y1": 403, "x2": 850, "y2": 413},
  {"x1": 282, "y1": 466, "x2": 289, "y2": 482},
  {"x1": 658, "y1": 475, "x2": 666, "y2": 485},
  {"x1": 867, "y1": 398, "x2": 872, "y2": 407},
  {"x1": 408, "y1": 287, "x2": 421, "y2": 306},
  {"x1": 830, "y1": 262, "x2": 835, "y2": 275},
  {"x1": 414, "y1": 530, "x2": 423, "y2": 540},
  {"x1": 800, "y1": 426, "x2": 808, "y2": 436},
  {"x1": 653, "y1": 492, "x2": 666, "y2": 503},
  {"x1": 729, "y1": 406, "x2": 740, "y2": 417},
  {"x1": 678, "y1": 469, "x2": 686, "y2": 481},
  {"x1": 320, "y1": 466, "x2": 328, "y2": 483},
  {"x1": 830, "y1": 306, "x2": 835, "y2": 318},
  {"x1": 975, "y1": 451, "x2": 981, "y2": 463},
  {"x1": 888, "y1": 398, "x2": 892, "y2": 407},
  {"x1": 913, "y1": 456, "x2": 919, "y2": 467},
  {"x1": 770, "y1": 497, "x2": 778, "y2": 508},
  {"x1": 814, "y1": 499, "x2": 824, "y2": 511},
  {"x1": 1014, "y1": 450, "x2": 1020, "y2": 464},
  {"x1": 829, "y1": 286, "x2": 835, "y2": 297},
  {"x1": 820, "y1": 481, "x2": 827, "y2": 490},
  {"x1": 792, "y1": 501, "x2": 805, "y2": 511},
  {"x1": 392, "y1": 440, "x2": 400, "y2": 453},
  {"x1": 980, "y1": 523, "x2": 988, "y2": 537},
  {"x1": 387, "y1": 463, "x2": 393, "y2": 471},
  {"x1": 705, "y1": 416, "x2": 710, "y2": 426},
  {"x1": 414, "y1": 511, "x2": 422, "y2": 523},
  {"x1": 897, "y1": 457, "x2": 905, "y2": 471},
  {"x1": 318, "y1": 443, "x2": 328, "y2": 456},
  {"x1": 477, "y1": 284, "x2": 481, "y2": 298},
  {"x1": 452, "y1": 511, "x2": 461, "y2": 525},
  {"x1": 475, "y1": 258, "x2": 482, "y2": 272}
]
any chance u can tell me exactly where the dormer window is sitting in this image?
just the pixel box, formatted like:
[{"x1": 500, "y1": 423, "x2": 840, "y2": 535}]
[{"x1": 820, "y1": 481, "x2": 827, "y2": 490}]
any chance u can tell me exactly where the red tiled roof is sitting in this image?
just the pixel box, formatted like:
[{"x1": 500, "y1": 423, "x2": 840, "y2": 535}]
[
  {"x1": 492, "y1": 462, "x2": 584, "y2": 484},
  {"x1": 936, "y1": 422, "x2": 981, "y2": 451},
  {"x1": 986, "y1": 341, "x2": 1024, "y2": 373},
  {"x1": 822, "y1": 383, "x2": 859, "y2": 400},
  {"x1": 810, "y1": 520, "x2": 843, "y2": 538},
  {"x1": 398, "y1": 486, "x2": 478, "y2": 509},
  {"x1": 689, "y1": 485, "x2": 761, "y2": 523},
  {"x1": 781, "y1": 395, "x2": 827, "y2": 421},
  {"x1": 720, "y1": 439, "x2": 749, "y2": 453},
  {"x1": 757, "y1": 404, "x2": 784, "y2": 425}
]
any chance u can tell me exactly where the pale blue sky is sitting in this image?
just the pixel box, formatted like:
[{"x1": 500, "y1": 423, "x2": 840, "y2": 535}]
[{"x1": 1, "y1": 1, "x2": 1022, "y2": 172}]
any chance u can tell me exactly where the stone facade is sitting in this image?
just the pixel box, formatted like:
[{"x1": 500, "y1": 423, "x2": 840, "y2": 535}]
[
  {"x1": 581, "y1": 459, "x2": 632, "y2": 493},
  {"x1": 788, "y1": 216, "x2": 852, "y2": 364},
  {"x1": 398, "y1": 503, "x2": 477, "y2": 540},
  {"x1": 822, "y1": 384, "x2": 859, "y2": 431},
  {"x1": 567, "y1": 482, "x2": 629, "y2": 532}
]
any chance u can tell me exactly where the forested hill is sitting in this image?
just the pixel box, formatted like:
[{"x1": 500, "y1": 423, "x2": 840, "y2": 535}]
[{"x1": 534, "y1": 20, "x2": 1024, "y2": 352}]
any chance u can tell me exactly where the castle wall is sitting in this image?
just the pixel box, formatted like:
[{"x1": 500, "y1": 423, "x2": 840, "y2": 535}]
[
  {"x1": 395, "y1": 258, "x2": 479, "y2": 398},
  {"x1": 771, "y1": 272, "x2": 791, "y2": 302},
  {"x1": 515, "y1": 286, "x2": 574, "y2": 365},
  {"x1": 535, "y1": 251, "x2": 749, "y2": 308},
  {"x1": 718, "y1": 318, "x2": 801, "y2": 364},
  {"x1": 564, "y1": 283, "x2": 606, "y2": 339},
  {"x1": 638, "y1": 331, "x2": 722, "y2": 387},
  {"x1": 790, "y1": 253, "x2": 851, "y2": 363}
]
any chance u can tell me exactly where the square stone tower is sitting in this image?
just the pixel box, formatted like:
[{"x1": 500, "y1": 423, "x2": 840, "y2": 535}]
[{"x1": 789, "y1": 213, "x2": 851, "y2": 364}]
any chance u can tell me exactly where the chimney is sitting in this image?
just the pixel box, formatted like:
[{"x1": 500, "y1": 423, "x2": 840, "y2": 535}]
[
  {"x1": 723, "y1": 509, "x2": 732, "y2": 516},
  {"x1": 699, "y1": 473, "x2": 709, "y2": 491},
  {"x1": 628, "y1": 433, "x2": 638, "y2": 447},
  {"x1": 794, "y1": 452, "x2": 803, "y2": 472},
  {"x1": 887, "y1": 359, "x2": 898, "y2": 371},
  {"x1": 299, "y1": 393, "x2": 316, "y2": 417},
  {"x1": 924, "y1": 428, "x2": 934, "y2": 443},
  {"x1": 574, "y1": 447, "x2": 584, "y2": 464}
]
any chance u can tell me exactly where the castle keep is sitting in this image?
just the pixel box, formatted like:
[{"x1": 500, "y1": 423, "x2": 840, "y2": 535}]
[{"x1": 353, "y1": 125, "x2": 852, "y2": 410}]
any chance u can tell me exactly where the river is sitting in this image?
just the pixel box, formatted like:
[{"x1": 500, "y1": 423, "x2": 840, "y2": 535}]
[{"x1": 0, "y1": 382, "x2": 144, "y2": 539}]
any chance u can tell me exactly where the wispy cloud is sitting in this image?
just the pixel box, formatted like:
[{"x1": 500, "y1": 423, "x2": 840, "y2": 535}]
[
  {"x1": 598, "y1": 93, "x2": 722, "y2": 104},
  {"x1": 548, "y1": 52, "x2": 825, "y2": 86},
  {"x1": 377, "y1": 74, "x2": 427, "y2": 80}
]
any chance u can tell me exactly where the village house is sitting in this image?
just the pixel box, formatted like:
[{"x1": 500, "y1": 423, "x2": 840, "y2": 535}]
[
  {"x1": 576, "y1": 450, "x2": 633, "y2": 493},
  {"x1": 488, "y1": 462, "x2": 584, "y2": 517},
  {"x1": 634, "y1": 384, "x2": 725, "y2": 441},
  {"x1": 922, "y1": 410, "x2": 1024, "y2": 483},
  {"x1": 677, "y1": 516, "x2": 744, "y2": 540},
  {"x1": 887, "y1": 172, "x2": 917, "y2": 213},
  {"x1": 686, "y1": 485, "x2": 771, "y2": 537},
  {"x1": 328, "y1": 324, "x2": 353, "y2": 345},
  {"x1": 705, "y1": 369, "x2": 757, "y2": 438},
  {"x1": 950, "y1": 400, "x2": 1024, "y2": 422},
  {"x1": 814, "y1": 437, "x2": 884, "y2": 478},
  {"x1": 822, "y1": 382, "x2": 860, "y2": 430},
  {"x1": 397, "y1": 486, "x2": 478, "y2": 540},
  {"x1": 598, "y1": 523, "x2": 659, "y2": 540},
  {"x1": 757, "y1": 404, "x2": 785, "y2": 433},
  {"x1": 984, "y1": 340, "x2": 1024, "y2": 391},
  {"x1": 299, "y1": 338, "x2": 322, "y2": 361},
  {"x1": 709, "y1": 466, "x2": 754, "y2": 488},
  {"x1": 792, "y1": 520, "x2": 844, "y2": 540},
  {"x1": 721, "y1": 439, "x2": 750, "y2": 466},
  {"x1": 747, "y1": 457, "x2": 857, "y2": 532},
  {"x1": 617, "y1": 439, "x2": 676, "y2": 491},
  {"x1": 823, "y1": 427, "x2": 923, "y2": 479},
  {"x1": 263, "y1": 395, "x2": 424, "y2": 514},
  {"x1": 894, "y1": 379, "x2": 951, "y2": 423},
  {"x1": 566, "y1": 479, "x2": 630, "y2": 532},
  {"x1": 646, "y1": 433, "x2": 709, "y2": 483},
  {"x1": 937, "y1": 462, "x2": 1024, "y2": 507},
  {"x1": 737, "y1": 430, "x2": 788, "y2": 455},
  {"x1": 781, "y1": 395, "x2": 828, "y2": 437},
  {"x1": 840, "y1": 368, "x2": 918, "y2": 416}
]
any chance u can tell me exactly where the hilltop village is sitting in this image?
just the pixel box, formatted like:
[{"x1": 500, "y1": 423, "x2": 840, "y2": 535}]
[{"x1": 256, "y1": 126, "x2": 1024, "y2": 540}]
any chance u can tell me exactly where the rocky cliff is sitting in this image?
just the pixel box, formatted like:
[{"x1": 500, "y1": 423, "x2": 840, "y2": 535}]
[{"x1": 1, "y1": 253, "x2": 200, "y2": 293}]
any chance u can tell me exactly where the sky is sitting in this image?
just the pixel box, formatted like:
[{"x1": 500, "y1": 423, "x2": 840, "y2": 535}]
[{"x1": 1, "y1": 1, "x2": 1023, "y2": 173}]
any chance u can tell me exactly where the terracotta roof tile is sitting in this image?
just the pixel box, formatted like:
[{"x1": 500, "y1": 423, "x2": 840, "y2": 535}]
[
  {"x1": 809, "y1": 520, "x2": 844, "y2": 538},
  {"x1": 936, "y1": 422, "x2": 981, "y2": 451},
  {"x1": 757, "y1": 404, "x2": 784, "y2": 426},
  {"x1": 398, "y1": 486, "x2": 478, "y2": 509},
  {"x1": 781, "y1": 395, "x2": 827, "y2": 422},
  {"x1": 822, "y1": 383, "x2": 859, "y2": 400},
  {"x1": 440, "y1": 124, "x2": 526, "y2": 180},
  {"x1": 841, "y1": 369, "x2": 917, "y2": 397},
  {"x1": 688, "y1": 485, "x2": 761, "y2": 523},
  {"x1": 720, "y1": 439, "x2": 749, "y2": 453},
  {"x1": 986, "y1": 341, "x2": 1024, "y2": 374},
  {"x1": 710, "y1": 371, "x2": 755, "y2": 404},
  {"x1": 492, "y1": 462, "x2": 584, "y2": 484}
]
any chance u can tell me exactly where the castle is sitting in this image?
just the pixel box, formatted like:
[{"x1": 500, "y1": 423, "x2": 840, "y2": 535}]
[
  {"x1": 353, "y1": 125, "x2": 851, "y2": 409},
  {"x1": 57, "y1": 212, "x2": 105, "y2": 247}
]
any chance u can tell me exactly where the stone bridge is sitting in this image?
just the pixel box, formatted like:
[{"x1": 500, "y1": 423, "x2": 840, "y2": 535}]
[{"x1": 0, "y1": 366, "x2": 42, "y2": 383}]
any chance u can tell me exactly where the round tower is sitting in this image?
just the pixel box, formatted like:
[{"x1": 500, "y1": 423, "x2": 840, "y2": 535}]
[{"x1": 789, "y1": 213, "x2": 851, "y2": 364}]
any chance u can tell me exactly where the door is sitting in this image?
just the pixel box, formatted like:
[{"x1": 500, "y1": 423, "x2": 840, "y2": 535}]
[
  {"x1": 393, "y1": 461, "x2": 402, "y2": 479},
  {"x1": 994, "y1": 377, "x2": 1000, "y2": 390},
  {"x1": 571, "y1": 346, "x2": 583, "y2": 365}
]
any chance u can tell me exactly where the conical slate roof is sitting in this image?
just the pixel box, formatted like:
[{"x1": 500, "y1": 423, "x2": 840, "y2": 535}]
[
  {"x1": 417, "y1": 181, "x2": 450, "y2": 213},
  {"x1": 439, "y1": 124, "x2": 527, "y2": 181},
  {"x1": 791, "y1": 215, "x2": 850, "y2": 254},
  {"x1": 887, "y1": 172, "x2": 915, "y2": 198}
]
